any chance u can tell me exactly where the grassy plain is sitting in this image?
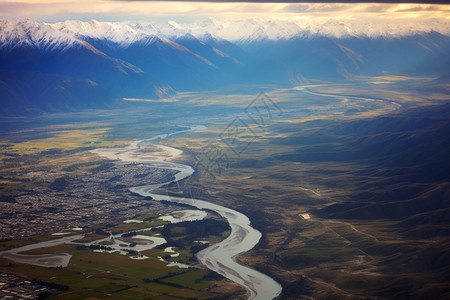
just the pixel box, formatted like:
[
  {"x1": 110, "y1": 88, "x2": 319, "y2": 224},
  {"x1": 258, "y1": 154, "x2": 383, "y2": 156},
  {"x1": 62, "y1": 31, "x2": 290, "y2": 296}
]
[
  {"x1": 0, "y1": 76, "x2": 449, "y2": 299},
  {"x1": 0, "y1": 214, "x2": 239, "y2": 299},
  {"x1": 159, "y1": 77, "x2": 450, "y2": 299},
  {"x1": 0, "y1": 246, "x2": 213, "y2": 299}
]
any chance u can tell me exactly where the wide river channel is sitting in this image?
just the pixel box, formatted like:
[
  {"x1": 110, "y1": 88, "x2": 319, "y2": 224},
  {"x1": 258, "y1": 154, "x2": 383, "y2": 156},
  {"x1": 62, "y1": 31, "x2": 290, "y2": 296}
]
[{"x1": 92, "y1": 126, "x2": 282, "y2": 300}]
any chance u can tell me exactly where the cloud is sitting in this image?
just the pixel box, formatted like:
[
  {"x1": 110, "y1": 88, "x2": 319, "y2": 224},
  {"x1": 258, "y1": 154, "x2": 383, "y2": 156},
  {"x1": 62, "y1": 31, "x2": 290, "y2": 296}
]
[
  {"x1": 116, "y1": 0, "x2": 449, "y2": 3},
  {"x1": 281, "y1": 3, "x2": 351, "y2": 13},
  {"x1": 0, "y1": 0, "x2": 448, "y2": 31},
  {"x1": 0, "y1": 2, "x2": 38, "y2": 15},
  {"x1": 354, "y1": 4, "x2": 391, "y2": 13},
  {"x1": 395, "y1": 4, "x2": 446, "y2": 12}
]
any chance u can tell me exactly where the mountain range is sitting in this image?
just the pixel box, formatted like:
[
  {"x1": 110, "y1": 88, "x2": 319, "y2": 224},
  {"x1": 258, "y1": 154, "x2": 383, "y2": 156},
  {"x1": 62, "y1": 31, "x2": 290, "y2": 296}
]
[{"x1": 1, "y1": 18, "x2": 449, "y2": 114}]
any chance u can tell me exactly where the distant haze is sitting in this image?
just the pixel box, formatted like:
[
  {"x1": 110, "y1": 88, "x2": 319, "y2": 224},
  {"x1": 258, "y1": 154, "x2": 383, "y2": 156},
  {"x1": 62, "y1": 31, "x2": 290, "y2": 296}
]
[
  {"x1": 0, "y1": 17, "x2": 449, "y2": 115},
  {"x1": 0, "y1": 2, "x2": 448, "y2": 33},
  {"x1": 45, "y1": 17, "x2": 450, "y2": 41}
]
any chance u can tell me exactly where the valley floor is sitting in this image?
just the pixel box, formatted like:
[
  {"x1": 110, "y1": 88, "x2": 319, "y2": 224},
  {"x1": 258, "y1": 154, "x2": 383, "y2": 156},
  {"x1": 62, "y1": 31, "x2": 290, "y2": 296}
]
[{"x1": 0, "y1": 77, "x2": 449, "y2": 299}]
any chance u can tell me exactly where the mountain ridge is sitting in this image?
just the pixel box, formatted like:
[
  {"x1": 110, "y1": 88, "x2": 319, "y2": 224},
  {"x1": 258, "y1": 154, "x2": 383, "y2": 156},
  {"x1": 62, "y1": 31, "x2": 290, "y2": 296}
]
[{"x1": 1, "y1": 18, "x2": 449, "y2": 114}]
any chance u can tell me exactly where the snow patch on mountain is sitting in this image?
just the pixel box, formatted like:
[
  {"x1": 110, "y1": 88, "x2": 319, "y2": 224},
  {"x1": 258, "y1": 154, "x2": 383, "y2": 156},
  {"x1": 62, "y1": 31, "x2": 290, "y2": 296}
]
[
  {"x1": 154, "y1": 21, "x2": 191, "y2": 40},
  {"x1": 49, "y1": 20, "x2": 158, "y2": 45},
  {"x1": 1, "y1": 18, "x2": 449, "y2": 51},
  {"x1": 180, "y1": 18, "x2": 303, "y2": 42},
  {"x1": 0, "y1": 19, "x2": 79, "y2": 51},
  {"x1": 293, "y1": 19, "x2": 450, "y2": 39},
  {"x1": 179, "y1": 17, "x2": 450, "y2": 41}
]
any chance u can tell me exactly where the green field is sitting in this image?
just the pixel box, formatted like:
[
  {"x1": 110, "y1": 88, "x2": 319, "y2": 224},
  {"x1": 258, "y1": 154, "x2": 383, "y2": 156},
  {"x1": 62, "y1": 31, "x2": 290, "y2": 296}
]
[
  {"x1": 1, "y1": 79, "x2": 449, "y2": 299},
  {"x1": 0, "y1": 213, "x2": 236, "y2": 299},
  {"x1": 0, "y1": 239, "x2": 217, "y2": 299}
]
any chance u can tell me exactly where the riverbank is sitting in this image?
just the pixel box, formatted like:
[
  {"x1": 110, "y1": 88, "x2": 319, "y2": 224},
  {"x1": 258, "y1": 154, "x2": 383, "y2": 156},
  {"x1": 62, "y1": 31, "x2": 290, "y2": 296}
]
[{"x1": 95, "y1": 127, "x2": 282, "y2": 300}]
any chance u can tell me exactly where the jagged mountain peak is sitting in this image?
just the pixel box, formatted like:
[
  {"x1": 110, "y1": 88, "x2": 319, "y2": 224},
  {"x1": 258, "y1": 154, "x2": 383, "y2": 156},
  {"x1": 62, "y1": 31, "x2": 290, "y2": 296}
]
[
  {"x1": 0, "y1": 17, "x2": 449, "y2": 115},
  {"x1": 3, "y1": 18, "x2": 448, "y2": 51},
  {"x1": 0, "y1": 18, "x2": 79, "y2": 51},
  {"x1": 49, "y1": 20, "x2": 158, "y2": 45}
]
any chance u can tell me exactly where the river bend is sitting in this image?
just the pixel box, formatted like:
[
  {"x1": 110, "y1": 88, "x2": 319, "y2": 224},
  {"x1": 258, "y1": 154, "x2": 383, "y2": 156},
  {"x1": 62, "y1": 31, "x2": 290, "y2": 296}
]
[{"x1": 92, "y1": 128, "x2": 282, "y2": 300}]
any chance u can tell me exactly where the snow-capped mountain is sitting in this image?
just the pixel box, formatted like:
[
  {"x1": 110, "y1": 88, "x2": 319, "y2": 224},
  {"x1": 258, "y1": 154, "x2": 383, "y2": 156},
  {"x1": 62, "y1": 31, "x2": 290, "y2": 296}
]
[
  {"x1": 0, "y1": 19, "x2": 80, "y2": 51},
  {"x1": 164, "y1": 17, "x2": 450, "y2": 42},
  {"x1": 49, "y1": 20, "x2": 160, "y2": 46},
  {"x1": 3, "y1": 17, "x2": 450, "y2": 50},
  {"x1": 0, "y1": 18, "x2": 449, "y2": 114},
  {"x1": 177, "y1": 18, "x2": 303, "y2": 43},
  {"x1": 45, "y1": 17, "x2": 450, "y2": 46}
]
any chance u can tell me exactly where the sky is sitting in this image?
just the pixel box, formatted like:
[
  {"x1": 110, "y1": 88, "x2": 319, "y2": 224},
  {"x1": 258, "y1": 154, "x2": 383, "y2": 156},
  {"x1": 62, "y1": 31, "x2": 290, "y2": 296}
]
[{"x1": 0, "y1": 1, "x2": 448, "y2": 28}]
